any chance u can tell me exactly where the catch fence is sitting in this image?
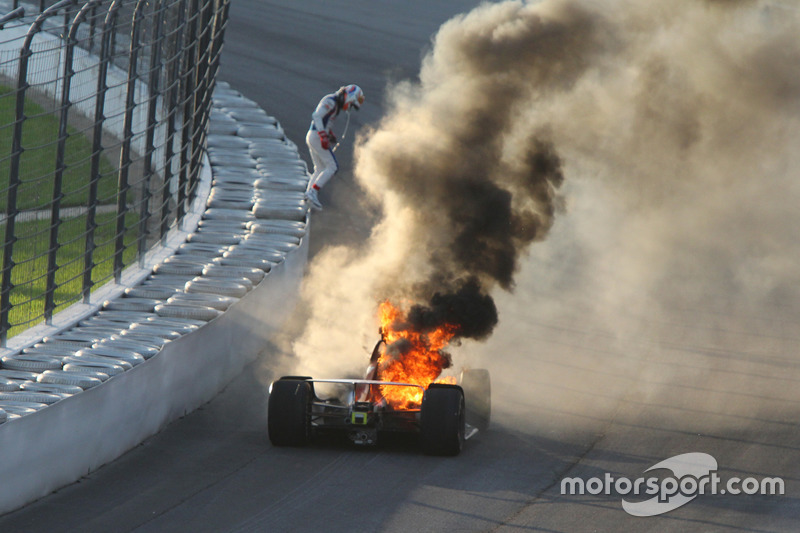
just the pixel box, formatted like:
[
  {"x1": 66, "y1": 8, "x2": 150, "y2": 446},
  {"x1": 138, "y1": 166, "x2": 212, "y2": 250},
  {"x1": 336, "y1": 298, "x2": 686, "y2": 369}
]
[{"x1": 0, "y1": 0, "x2": 229, "y2": 343}]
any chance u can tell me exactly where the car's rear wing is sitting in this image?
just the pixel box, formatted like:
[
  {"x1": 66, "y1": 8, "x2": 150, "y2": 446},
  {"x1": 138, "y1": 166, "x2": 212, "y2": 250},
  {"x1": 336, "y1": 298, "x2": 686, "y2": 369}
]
[{"x1": 308, "y1": 378, "x2": 424, "y2": 389}]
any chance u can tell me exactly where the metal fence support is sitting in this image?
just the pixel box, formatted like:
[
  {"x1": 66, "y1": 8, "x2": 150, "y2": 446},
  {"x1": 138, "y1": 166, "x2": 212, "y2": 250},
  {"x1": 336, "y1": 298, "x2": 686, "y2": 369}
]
[
  {"x1": 138, "y1": 0, "x2": 165, "y2": 266},
  {"x1": 45, "y1": 0, "x2": 104, "y2": 322},
  {"x1": 177, "y1": 0, "x2": 199, "y2": 226},
  {"x1": 187, "y1": 0, "x2": 211, "y2": 203},
  {"x1": 82, "y1": 0, "x2": 122, "y2": 302},
  {"x1": 160, "y1": 0, "x2": 187, "y2": 242},
  {"x1": 88, "y1": 2, "x2": 98, "y2": 51},
  {"x1": 113, "y1": 0, "x2": 146, "y2": 282},
  {"x1": 208, "y1": 0, "x2": 229, "y2": 93}
]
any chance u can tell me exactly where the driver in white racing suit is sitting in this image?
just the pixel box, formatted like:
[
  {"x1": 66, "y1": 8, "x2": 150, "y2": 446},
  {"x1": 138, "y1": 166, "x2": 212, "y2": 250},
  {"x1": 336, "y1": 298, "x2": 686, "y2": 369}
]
[{"x1": 304, "y1": 84, "x2": 365, "y2": 210}]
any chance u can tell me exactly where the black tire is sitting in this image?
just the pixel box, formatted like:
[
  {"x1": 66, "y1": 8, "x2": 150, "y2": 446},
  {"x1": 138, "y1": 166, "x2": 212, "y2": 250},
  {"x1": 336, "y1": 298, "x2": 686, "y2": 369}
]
[
  {"x1": 268, "y1": 379, "x2": 311, "y2": 446},
  {"x1": 420, "y1": 385, "x2": 465, "y2": 456},
  {"x1": 460, "y1": 369, "x2": 491, "y2": 432}
]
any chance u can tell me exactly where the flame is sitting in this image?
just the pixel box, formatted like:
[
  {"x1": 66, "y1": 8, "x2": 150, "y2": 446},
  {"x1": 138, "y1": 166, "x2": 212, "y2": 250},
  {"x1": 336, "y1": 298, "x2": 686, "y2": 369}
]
[{"x1": 375, "y1": 301, "x2": 457, "y2": 409}]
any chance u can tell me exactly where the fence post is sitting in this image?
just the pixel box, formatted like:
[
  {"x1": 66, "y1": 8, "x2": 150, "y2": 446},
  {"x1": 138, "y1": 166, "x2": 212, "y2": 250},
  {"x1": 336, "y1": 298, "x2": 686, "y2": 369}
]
[
  {"x1": 209, "y1": 0, "x2": 230, "y2": 126},
  {"x1": 113, "y1": 0, "x2": 147, "y2": 282},
  {"x1": 46, "y1": 1, "x2": 104, "y2": 322},
  {"x1": 138, "y1": 0, "x2": 165, "y2": 266},
  {"x1": 206, "y1": 0, "x2": 229, "y2": 103},
  {"x1": 160, "y1": 0, "x2": 187, "y2": 242},
  {"x1": 207, "y1": 0, "x2": 229, "y2": 114},
  {"x1": 88, "y1": 2, "x2": 97, "y2": 51},
  {"x1": 82, "y1": 0, "x2": 122, "y2": 303},
  {"x1": 1, "y1": 0, "x2": 75, "y2": 344},
  {"x1": 176, "y1": 0, "x2": 199, "y2": 227},
  {"x1": 186, "y1": 0, "x2": 211, "y2": 205}
]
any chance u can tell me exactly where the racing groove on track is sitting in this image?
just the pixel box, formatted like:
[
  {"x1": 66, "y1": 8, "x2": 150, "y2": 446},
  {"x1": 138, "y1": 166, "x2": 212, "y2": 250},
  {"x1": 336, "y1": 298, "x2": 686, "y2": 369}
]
[{"x1": 1, "y1": 1, "x2": 798, "y2": 532}]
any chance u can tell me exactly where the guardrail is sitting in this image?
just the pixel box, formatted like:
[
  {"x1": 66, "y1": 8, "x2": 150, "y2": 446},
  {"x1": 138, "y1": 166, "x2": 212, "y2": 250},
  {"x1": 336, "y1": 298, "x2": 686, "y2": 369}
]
[{"x1": 0, "y1": 0, "x2": 229, "y2": 344}]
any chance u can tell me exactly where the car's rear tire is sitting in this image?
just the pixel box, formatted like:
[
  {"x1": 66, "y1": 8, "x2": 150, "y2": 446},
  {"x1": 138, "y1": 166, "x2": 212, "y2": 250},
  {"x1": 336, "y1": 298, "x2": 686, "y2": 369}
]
[
  {"x1": 420, "y1": 385, "x2": 465, "y2": 456},
  {"x1": 460, "y1": 368, "x2": 491, "y2": 432},
  {"x1": 268, "y1": 379, "x2": 311, "y2": 446}
]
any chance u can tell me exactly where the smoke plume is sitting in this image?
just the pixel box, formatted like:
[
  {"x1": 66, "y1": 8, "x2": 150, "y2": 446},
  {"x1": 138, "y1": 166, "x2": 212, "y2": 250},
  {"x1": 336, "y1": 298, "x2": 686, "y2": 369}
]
[{"x1": 291, "y1": 0, "x2": 800, "y2": 379}]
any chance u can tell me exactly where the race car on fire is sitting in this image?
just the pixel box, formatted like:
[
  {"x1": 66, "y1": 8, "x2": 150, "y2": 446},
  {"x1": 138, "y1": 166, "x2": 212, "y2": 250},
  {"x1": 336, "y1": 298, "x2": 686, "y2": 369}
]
[{"x1": 268, "y1": 338, "x2": 491, "y2": 456}]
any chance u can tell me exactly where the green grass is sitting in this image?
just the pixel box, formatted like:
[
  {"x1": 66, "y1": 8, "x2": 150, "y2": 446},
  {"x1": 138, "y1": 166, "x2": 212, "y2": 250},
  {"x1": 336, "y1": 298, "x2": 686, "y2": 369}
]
[
  {"x1": 6, "y1": 210, "x2": 140, "y2": 338},
  {"x1": 0, "y1": 85, "x2": 118, "y2": 212}
]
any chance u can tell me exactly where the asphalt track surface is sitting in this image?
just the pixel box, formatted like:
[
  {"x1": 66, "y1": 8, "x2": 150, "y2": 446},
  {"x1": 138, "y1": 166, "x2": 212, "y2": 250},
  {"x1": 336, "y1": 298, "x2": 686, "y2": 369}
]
[{"x1": 1, "y1": 1, "x2": 799, "y2": 532}]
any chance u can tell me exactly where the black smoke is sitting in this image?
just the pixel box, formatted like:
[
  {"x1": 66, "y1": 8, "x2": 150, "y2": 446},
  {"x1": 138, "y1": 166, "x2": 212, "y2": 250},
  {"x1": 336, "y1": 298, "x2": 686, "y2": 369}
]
[
  {"x1": 408, "y1": 277, "x2": 498, "y2": 340},
  {"x1": 356, "y1": 1, "x2": 589, "y2": 341}
]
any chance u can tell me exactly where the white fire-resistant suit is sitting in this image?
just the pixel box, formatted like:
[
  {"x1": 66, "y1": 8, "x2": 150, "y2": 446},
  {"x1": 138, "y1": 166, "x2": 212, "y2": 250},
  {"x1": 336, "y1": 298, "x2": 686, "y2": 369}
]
[{"x1": 305, "y1": 91, "x2": 342, "y2": 192}]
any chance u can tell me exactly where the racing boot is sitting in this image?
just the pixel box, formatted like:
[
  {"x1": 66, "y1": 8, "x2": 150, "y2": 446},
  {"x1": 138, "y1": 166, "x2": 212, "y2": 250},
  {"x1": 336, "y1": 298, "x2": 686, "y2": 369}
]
[{"x1": 304, "y1": 186, "x2": 323, "y2": 211}]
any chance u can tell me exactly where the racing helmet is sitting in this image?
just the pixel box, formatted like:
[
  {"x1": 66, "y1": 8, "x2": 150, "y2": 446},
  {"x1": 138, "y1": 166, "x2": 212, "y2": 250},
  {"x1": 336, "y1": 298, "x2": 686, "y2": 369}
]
[{"x1": 342, "y1": 84, "x2": 365, "y2": 111}]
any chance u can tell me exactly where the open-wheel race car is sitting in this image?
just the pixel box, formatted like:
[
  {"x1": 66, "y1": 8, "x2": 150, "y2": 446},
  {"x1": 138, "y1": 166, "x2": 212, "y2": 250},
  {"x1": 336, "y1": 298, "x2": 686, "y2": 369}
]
[{"x1": 268, "y1": 341, "x2": 491, "y2": 456}]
